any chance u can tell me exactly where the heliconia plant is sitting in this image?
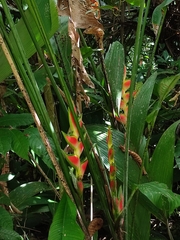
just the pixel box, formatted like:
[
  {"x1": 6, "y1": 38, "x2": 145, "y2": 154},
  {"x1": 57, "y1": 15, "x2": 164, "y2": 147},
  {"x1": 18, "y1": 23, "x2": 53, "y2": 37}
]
[
  {"x1": 63, "y1": 108, "x2": 88, "y2": 196},
  {"x1": 107, "y1": 127, "x2": 124, "y2": 219}
]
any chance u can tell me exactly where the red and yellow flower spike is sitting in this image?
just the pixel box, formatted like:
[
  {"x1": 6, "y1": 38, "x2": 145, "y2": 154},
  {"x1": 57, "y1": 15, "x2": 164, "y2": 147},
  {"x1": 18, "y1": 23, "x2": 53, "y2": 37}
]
[
  {"x1": 107, "y1": 127, "x2": 117, "y2": 197},
  {"x1": 107, "y1": 127, "x2": 124, "y2": 219},
  {"x1": 63, "y1": 108, "x2": 88, "y2": 196}
]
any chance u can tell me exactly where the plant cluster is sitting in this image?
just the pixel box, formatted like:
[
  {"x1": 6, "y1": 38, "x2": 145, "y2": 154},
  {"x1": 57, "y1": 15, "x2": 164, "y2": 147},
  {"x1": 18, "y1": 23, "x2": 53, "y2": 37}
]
[{"x1": 0, "y1": 0, "x2": 180, "y2": 240}]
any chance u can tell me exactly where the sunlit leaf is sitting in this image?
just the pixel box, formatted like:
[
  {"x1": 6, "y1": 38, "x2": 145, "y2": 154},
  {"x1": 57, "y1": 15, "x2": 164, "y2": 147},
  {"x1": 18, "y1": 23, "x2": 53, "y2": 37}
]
[
  {"x1": 130, "y1": 72, "x2": 157, "y2": 151},
  {"x1": 105, "y1": 41, "x2": 124, "y2": 114},
  {"x1": 139, "y1": 182, "x2": 180, "y2": 221},
  {"x1": 149, "y1": 120, "x2": 180, "y2": 189},
  {"x1": 48, "y1": 193, "x2": 84, "y2": 240},
  {"x1": 9, "y1": 182, "x2": 51, "y2": 209}
]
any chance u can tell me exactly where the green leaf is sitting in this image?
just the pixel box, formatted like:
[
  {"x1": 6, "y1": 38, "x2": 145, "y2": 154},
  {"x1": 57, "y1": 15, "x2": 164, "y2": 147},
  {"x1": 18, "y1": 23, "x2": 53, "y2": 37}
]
[
  {"x1": 157, "y1": 74, "x2": 180, "y2": 102},
  {"x1": 149, "y1": 120, "x2": 180, "y2": 188},
  {"x1": 0, "y1": 228, "x2": 23, "y2": 240},
  {"x1": 0, "y1": 173, "x2": 15, "y2": 182},
  {"x1": 17, "y1": 196, "x2": 57, "y2": 210},
  {"x1": 24, "y1": 127, "x2": 54, "y2": 170},
  {"x1": 128, "y1": 201, "x2": 150, "y2": 240},
  {"x1": 11, "y1": 129, "x2": 29, "y2": 160},
  {"x1": 130, "y1": 72, "x2": 157, "y2": 151},
  {"x1": 0, "y1": 206, "x2": 13, "y2": 230},
  {"x1": 0, "y1": 129, "x2": 12, "y2": 155},
  {"x1": 138, "y1": 182, "x2": 180, "y2": 221},
  {"x1": 0, "y1": 113, "x2": 34, "y2": 127},
  {"x1": 48, "y1": 193, "x2": 84, "y2": 240},
  {"x1": 0, "y1": 0, "x2": 58, "y2": 82},
  {"x1": 152, "y1": 0, "x2": 174, "y2": 26},
  {"x1": 105, "y1": 41, "x2": 124, "y2": 114},
  {"x1": 9, "y1": 182, "x2": 51, "y2": 209},
  {"x1": 0, "y1": 192, "x2": 10, "y2": 206}
]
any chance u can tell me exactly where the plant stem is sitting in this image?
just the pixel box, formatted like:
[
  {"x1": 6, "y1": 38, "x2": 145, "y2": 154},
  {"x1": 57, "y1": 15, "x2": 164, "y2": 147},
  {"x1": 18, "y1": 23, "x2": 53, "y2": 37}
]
[{"x1": 123, "y1": 2, "x2": 145, "y2": 239}]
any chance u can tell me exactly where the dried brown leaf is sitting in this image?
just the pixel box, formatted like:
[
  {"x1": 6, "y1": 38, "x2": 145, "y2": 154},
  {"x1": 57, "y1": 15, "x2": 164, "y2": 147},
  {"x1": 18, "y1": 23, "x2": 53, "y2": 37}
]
[
  {"x1": 68, "y1": 19, "x2": 95, "y2": 88},
  {"x1": 88, "y1": 218, "x2": 103, "y2": 237},
  {"x1": 57, "y1": 0, "x2": 70, "y2": 16}
]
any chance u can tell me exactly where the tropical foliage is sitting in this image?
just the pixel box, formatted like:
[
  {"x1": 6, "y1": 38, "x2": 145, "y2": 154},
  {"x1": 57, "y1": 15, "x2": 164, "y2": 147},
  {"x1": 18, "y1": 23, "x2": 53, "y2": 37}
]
[{"x1": 0, "y1": 0, "x2": 180, "y2": 240}]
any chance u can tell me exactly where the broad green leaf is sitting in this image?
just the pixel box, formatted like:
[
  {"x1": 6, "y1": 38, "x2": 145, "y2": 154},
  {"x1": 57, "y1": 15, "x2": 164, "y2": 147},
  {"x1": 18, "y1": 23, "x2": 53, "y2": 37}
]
[
  {"x1": 138, "y1": 182, "x2": 180, "y2": 221},
  {"x1": 24, "y1": 127, "x2": 54, "y2": 170},
  {"x1": 152, "y1": 0, "x2": 174, "y2": 26},
  {"x1": 105, "y1": 41, "x2": 124, "y2": 114},
  {"x1": 175, "y1": 139, "x2": 180, "y2": 169},
  {"x1": 0, "y1": 129, "x2": 12, "y2": 155},
  {"x1": 0, "y1": 113, "x2": 34, "y2": 127},
  {"x1": 0, "y1": 228, "x2": 23, "y2": 240},
  {"x1": 0, "y1": 206, "x2": 13, "y2": 230},
  {"x1": 149, "y1": 120, "x2": 180, "y2": 189},
  {"x1": 128, "y1": 200, "x2": 150, "y2": 240},
  {"x1": 18, "y1": 196, "x2": 57, "y2": 210},
  {"x1": 48, "y1": 193, "x2": 84, "y2": 240},
  {"x1": 9, "y1": 182, "x2": 51, "y2": 209},
  {"x1": 0, "y1": 0, "x2": 58, "y2": 82},
  {"x1": 130, "y1": 72, "x2": 157, "y2": 151},
  {"x1": 11, "y1": 129, "x2": 29, "y2": 160}
]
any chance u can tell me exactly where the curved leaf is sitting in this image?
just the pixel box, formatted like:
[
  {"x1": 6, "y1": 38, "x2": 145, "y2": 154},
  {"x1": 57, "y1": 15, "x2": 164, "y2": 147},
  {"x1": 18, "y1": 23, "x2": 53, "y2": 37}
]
[
  {"x1": 149, "y1": 120, "x2": 180, "y2": 188},
  {"x1": 157, "y1": 74, "x2": 180, "y2": 102},
  {"x1": 24, "y1": 127, "x2": 54, "y2": 169},
  {"x1": 48, "y1": 193, "x2": 84, "y2": 240},
  {"x1": 130, "y1": 72, "x2": 157, "y2": 151},
  {"x1": 152, "y1": 0, "x2": 174, "y2": 26},
  {"x1": 0, "y1": 228, "x2": 22, "y2": 240},
  {"x1": 105, "y1": 41, "x2": 124, "y2": 114},
  {"x1": 9, "y1": 182, "x2": 51, "y2": 209},
  {"x1": 139, "y1": 182, "x2": 180, "y2": 221}
]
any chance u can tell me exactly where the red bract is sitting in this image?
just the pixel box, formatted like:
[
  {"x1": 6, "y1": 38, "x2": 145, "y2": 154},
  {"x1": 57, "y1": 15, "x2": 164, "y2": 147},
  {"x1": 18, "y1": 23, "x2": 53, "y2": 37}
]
[
  {"x1": 63, "y1": 108, "x2": 88, "y2": 197},
  {"x1": 80, "y1": 159, "x2": 88, "y2": 176},
  {"x1": 77, "y1": 180, "x2": 84, "y2": 195},
  {"x1": 66, "y1": 155, "x2": 80, "y2": 169},
  {"x1": 123, "y1": 79, "x2": 131, "y2": 92}
]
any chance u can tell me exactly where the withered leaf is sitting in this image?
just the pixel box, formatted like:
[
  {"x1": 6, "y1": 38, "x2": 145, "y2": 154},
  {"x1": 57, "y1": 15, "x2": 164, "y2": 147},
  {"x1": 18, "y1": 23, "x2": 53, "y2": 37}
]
[{"x1": 88, "y1": 218, "x2": 103, "y2": 237}]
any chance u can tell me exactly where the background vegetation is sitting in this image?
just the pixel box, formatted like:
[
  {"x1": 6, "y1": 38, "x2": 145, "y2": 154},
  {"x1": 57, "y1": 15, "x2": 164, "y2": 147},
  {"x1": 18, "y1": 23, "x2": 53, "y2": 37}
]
[{"x1": 0, "y1": 0, "x2": 180, "y2": 239}]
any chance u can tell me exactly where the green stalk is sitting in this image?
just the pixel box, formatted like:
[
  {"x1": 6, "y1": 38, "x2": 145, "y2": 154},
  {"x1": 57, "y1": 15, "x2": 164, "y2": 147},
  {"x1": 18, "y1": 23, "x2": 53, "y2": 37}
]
[
  {"x1": 14, "y1": 0, "x2": 67, "y2": 120},
  {"x1": 0, "y1": 1, "x2": 88, "y2": 231},
  {"x1": 123, "y1": 2, "x2": 145, "y2": 239},
  {"x1": 139, "y1": 0, "x2": 151, "y2": 57},
  {"x1": 25, "y1": 1, "x2": 117, "y2": 238}
]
